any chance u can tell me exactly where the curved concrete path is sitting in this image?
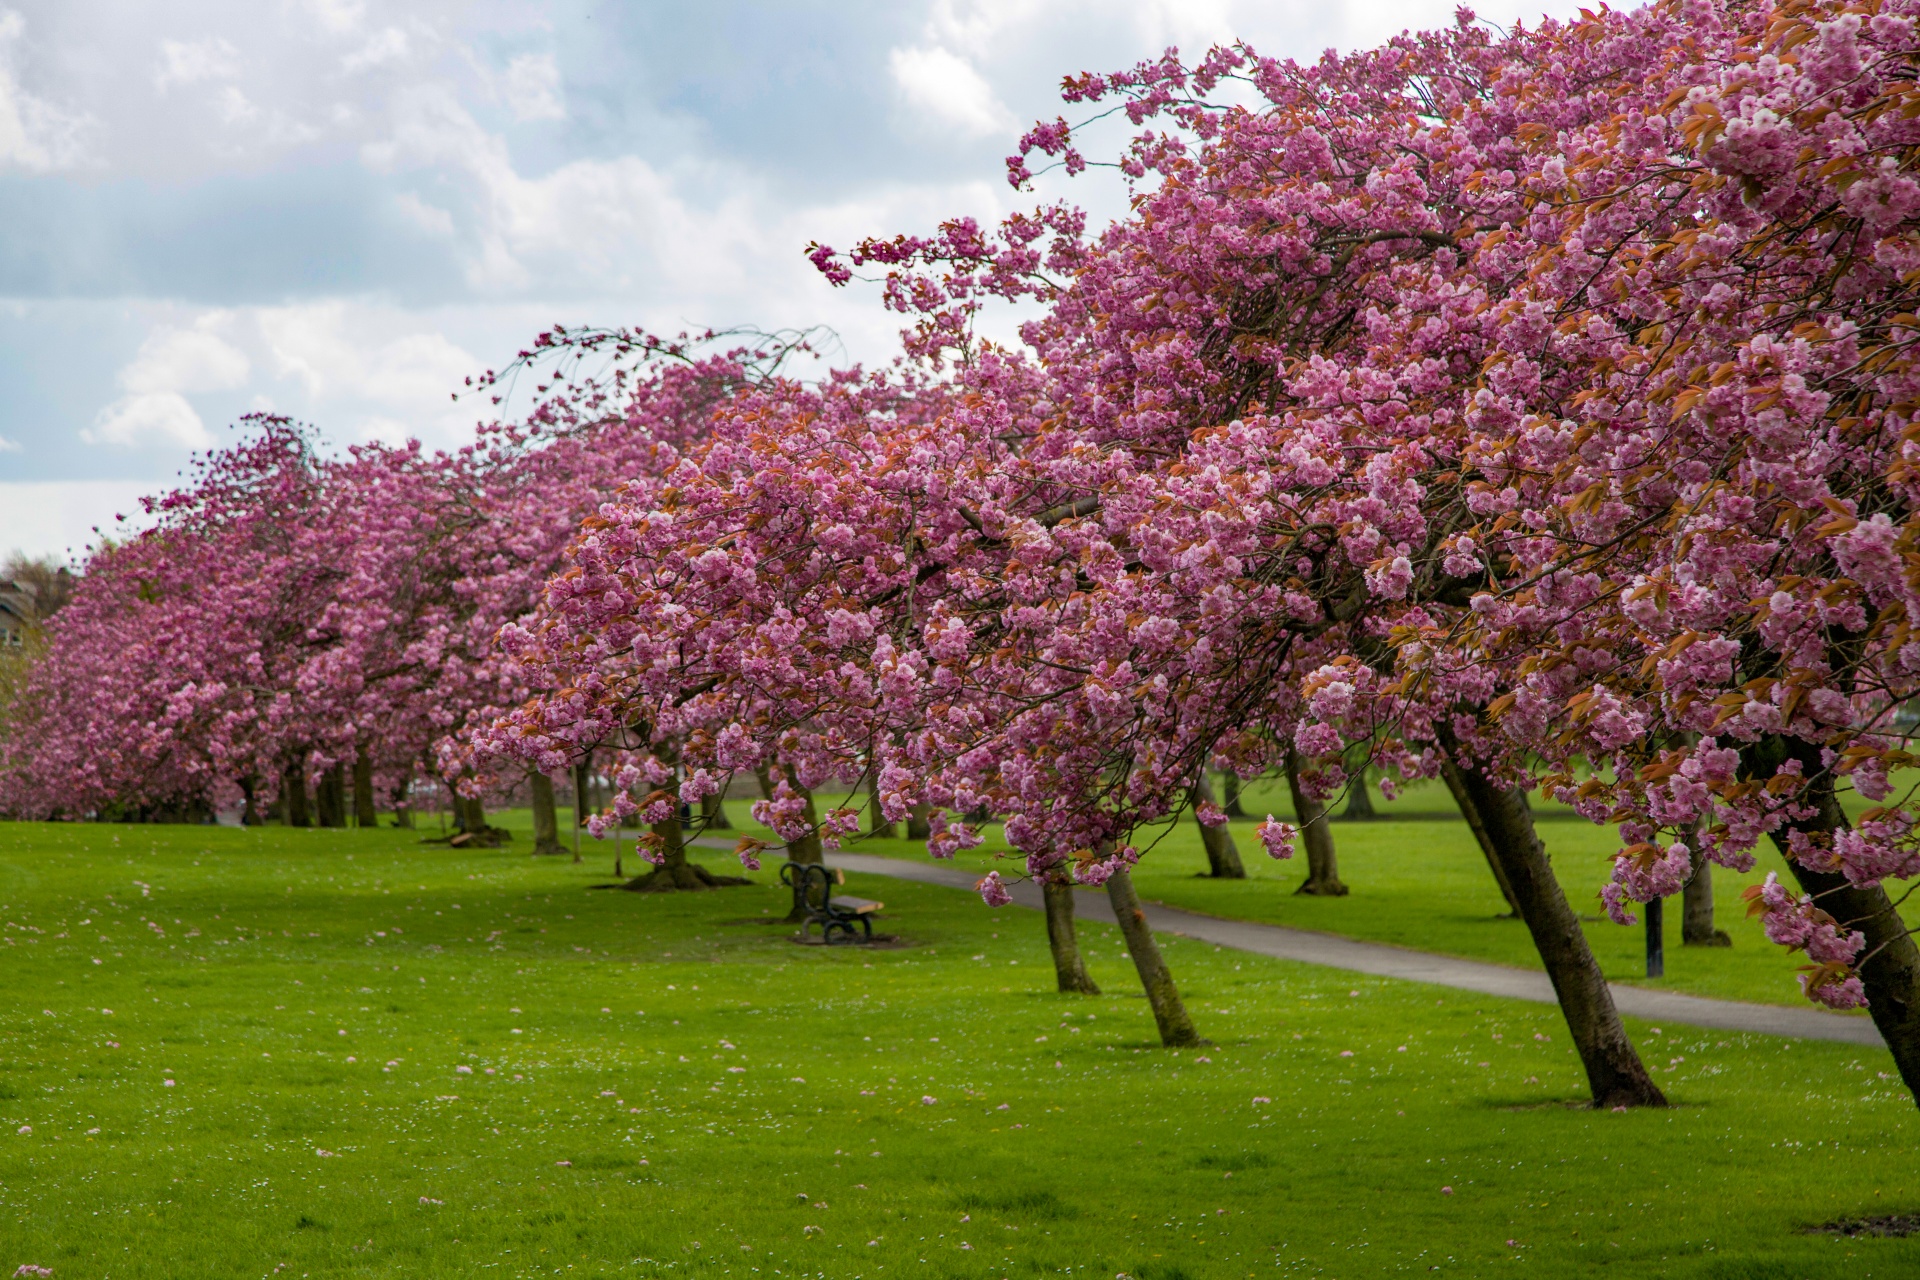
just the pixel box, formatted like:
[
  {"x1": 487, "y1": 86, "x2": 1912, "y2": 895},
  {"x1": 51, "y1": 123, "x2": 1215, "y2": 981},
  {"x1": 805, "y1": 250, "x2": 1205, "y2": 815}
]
[{"x1": 697, "y1": 839, "x2": 1885, "y2": 1048}]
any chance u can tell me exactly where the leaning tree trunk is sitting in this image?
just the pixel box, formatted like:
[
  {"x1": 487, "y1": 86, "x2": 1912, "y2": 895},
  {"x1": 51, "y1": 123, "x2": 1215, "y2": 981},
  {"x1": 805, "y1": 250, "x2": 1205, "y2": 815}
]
[
  {"x1": 1105, "y1": 865, "x2": 1201, "y2": 1046},
  {"x1": 351, "y1": 749, "x2": 377, "y2": 829},
  {"x1": 1439, "y1": 756, "x2": 1521, "y2": 918},
  {"x1": 1220, "y1": 771, "x2": 1247, "y2": 819},
  {"x1": 1681, "y1": 851, "x2": 1730, "y2": 947},
  {"x1": 1044, "y1": 878, "x2": 1099, "y2": 994},
  {"x1": 283, "y1": 764, "x2": 311, "y2": 829},
  {"x1": 1447, "y1": 746, "x2": 1665, "y2": 1109},
  {"x1": 1747, "y1": 734, "x2": 1920, "y2": 1106},
  {"x1": 1286, "y1": 748, "x2": 1347, "y2": 896},
  {"x1": 906, "y1": 802, "x2": 931, "y2": 841},
  {"x1": 529, "y1": 772, "x2": 564, "y2": 856},
  {"x1": 1191, "y1": 774, "x2": 1246, "y2": 878},
  {"x1": 1341, "y1": 744, "x2": 1376, "y2": 820},
  {"x1": 701, "y1": 791, "x2": 732, "y2": 831},
  {"x1": 866, "y1": 772, "x2": 898, "y2": 839}
]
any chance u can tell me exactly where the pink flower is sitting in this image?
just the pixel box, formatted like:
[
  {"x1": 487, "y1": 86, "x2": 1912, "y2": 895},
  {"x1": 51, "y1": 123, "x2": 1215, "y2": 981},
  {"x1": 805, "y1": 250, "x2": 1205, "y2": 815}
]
[{"x1": 1255, "y1": 816, "x2": 1296, "y2": 860}]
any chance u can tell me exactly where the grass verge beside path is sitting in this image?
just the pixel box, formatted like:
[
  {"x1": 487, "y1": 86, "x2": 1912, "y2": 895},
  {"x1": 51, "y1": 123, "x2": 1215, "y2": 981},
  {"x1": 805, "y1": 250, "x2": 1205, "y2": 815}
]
[
  {"x1": 712, "y1": 779, "x2": 1920, "y2": 1012},
  {"x1": 1, "y1": 821, "x2": 1917, "y2": 1278}
]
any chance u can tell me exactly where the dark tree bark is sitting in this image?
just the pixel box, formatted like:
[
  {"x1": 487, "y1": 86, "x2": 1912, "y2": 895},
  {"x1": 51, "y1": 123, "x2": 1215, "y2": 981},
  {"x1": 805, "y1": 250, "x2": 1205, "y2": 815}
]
[
  {"x1": 701, "y1": 791, "x2": 732, "y2": 831},
  {"x1": 1447, "y1": 747, "x2": 1665, "y2": 1109},
  {"x1": 239, "y1": 777, "x2": 263, "y2": 827},
  {"x1": 572, "y1": 755, "x2": 592, "y2": 863},
  {"x1": 315, "y1": 765, "x2": 347, "y2": 828},
  {"x1": 283, "y1": 763, "x2": 311, "y2": 829},
  {"x1": 617, "y1": 806, "x2": 749, "y2": 891},
  {"x1": 351, "y1": 749, "x2": 377, "y2": 829},
  {"x1": 1044, "y1": 878, "x2": 1099, "y2": 994},
  {"x1": 1286, "y1": 748, "x2": 1347, "y2": 896},
  {"x1": 761, "y1": 768, "x2": 824, "y2": 921},
  {"x1": 1745, "y1": 734, "x2": 1920, "y2": 1106},
  {"x1": 1104, "y1": 864, "x2": 1201, "y2": 1047},
  {"x1": 1220, "y1": 772, "x2": 1247, "y2": 819},
  {"x1": 1191, "y1": 774, "x2": 1246, "y2": 878},
  {"x1": 1340, "y1": 746, "x2": 1376, "y2": 820},
  {"x1": 1681, "y1": 851, "x2": 1730, "y2": 947},
  {"x1": 906, "y1": 802, "x2": 932, "y2": 841},
  {"x1": 1438, "y1": 755, "x2": 1521, "y2": 918},
  {"x1": 866, "y1": 772, "x2": 898, "y2": 839},
  {"x1": 530, "y1": 772, "x2": 564, "y2": 856}
]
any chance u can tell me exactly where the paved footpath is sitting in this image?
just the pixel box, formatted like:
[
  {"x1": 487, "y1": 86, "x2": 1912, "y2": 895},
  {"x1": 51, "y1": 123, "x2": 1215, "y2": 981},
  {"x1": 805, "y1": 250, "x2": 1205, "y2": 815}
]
[{"x1": 696, "y1": 839, "x2": 1885, "y2": 1048}]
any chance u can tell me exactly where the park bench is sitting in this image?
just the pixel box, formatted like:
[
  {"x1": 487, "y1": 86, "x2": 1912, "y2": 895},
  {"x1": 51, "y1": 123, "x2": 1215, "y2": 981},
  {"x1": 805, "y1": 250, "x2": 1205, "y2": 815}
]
[{"x1": 781, "y1": 861, "x2": 882, "y2": 944}]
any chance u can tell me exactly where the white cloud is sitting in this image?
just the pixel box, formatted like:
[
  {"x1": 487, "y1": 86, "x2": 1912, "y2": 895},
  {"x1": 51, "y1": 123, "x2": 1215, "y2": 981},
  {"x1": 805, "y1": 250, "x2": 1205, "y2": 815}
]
[
  {"x1": 0, "y1": 433, "x2": 20, "y2": 452},
  {"x1": 888, "y1": 45, "x2": 1014, "y2": 138},
  {"x1": 154, "y1": 37, "x2": 240, "y2": 91},
  {"x1": 394, "y1": 191, "x2": 455, "y2": 237},
  {"x1": 84, "y1": 392, "x2": 212, "y2": 449},
  {"x1": 343, "y1": 27, "x2": 410, "y2": 74},
  {"x1": 503, "y1": 52, "x2": 564, "y2": 122},
  {"x1": 257, "y1": 300, "x2": 479, "y2": 440},
  {"x1": 0, "y1": 480, "x2": 160, "y2": 561},
  {"x1": 81, "y1": 319, "x2": 249, "y2": 449},
  {"x1": 117, "y1": 322, "x2": 251, "y2": 396},
  {"x1": 306, "y1": 0, "x2": 366, "y2": 36},
  {"x1": 0, "y1": 11, "x2": 92, "y2": 171}
]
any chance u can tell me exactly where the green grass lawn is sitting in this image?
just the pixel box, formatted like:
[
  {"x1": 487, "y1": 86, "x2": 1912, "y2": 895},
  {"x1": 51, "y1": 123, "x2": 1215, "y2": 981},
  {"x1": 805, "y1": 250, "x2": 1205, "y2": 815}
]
[
  {"x1": 716, "y1": 776, "x2": 1920, "y2": 1012},
  {"x1": 3, "y1": 819, "x2": 1918, "y2": 1279}
]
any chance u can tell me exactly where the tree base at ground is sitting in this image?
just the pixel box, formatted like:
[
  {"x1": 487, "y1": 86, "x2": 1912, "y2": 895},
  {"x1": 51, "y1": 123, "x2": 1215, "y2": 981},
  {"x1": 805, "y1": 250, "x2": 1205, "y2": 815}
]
[
  {"x1": 437, "y1": 826, "x2": 512, "y2": 848},
  {"x1": 1295, "y1": 876, "x2": 1349, "y2": 896},
  {"x1": 617, "y1": 862, "x2": 751, "y2": 891}
]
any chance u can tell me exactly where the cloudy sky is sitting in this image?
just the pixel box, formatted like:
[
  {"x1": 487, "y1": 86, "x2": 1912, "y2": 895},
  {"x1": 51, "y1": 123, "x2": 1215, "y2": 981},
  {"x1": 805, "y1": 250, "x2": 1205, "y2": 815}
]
[{"x1": 0, "y1": 0, "x2": 1584, "y2": 562}]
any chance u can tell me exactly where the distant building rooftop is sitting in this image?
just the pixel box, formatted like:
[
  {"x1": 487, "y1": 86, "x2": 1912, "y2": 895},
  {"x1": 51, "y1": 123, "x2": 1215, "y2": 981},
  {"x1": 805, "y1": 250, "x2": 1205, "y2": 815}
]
[{"x1": 0, "y1": 580, "x2": 33, "y2": 647}]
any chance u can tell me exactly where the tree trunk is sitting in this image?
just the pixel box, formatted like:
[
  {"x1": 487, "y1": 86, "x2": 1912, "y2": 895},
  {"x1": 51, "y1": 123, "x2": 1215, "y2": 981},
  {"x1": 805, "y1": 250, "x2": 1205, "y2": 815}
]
[
  {"x1": 866, "y1": 772, "x2": 897, "y2": 839},
  {"x1": 530, "y1": 772, "x2": 564, "y2": 856},
  {"x1": 1220, "y1": 772, "x2": 1247, "y2": 819},
  {"x1": 769, "y1": 770, "x2": 824, "y2": 922},
  {"x1": 240, "y1": 777, "x2": 263, "y2": 827},
  {"x1": 1447, "y1": 748, "x2": 1665, "y2": 1109},
  {"x1": 1286, "y1": 748, "x2": 1347, "y2": 896},
  {"x1": 393, "y1": 804, "x2": 413, "y2": 829},
  {"x1": 351, "y1": 749, "x2": 376, "y2": 828},
  {"x1": 1340, "y1": 747, "x2": 1376, "y2": 820},
  {"x1": 465, "y1": 794, "x2": 489, "y2": 834},
  {"x1": 1044, "y1": 878, "x2": 1099, "y2": 995},
  {"x1": 315, "y1": 764, "x2": 346, "y2": 828},
  {"x1": 701, "y1": 791, "x2": 732, "y2": 831},
  {"x1": 572, "y1": 755, "x2": 591, "y2": 864},
  {"x1": 906, "y1": 802, "x2": 931, "y2": 841},
  {"x1": 616, "y1": 806, "x2": 749, "y2": 891},
  {"x1": 1439, "y1": 756, "x2": 1521, "y2": 918},
  {"x1": 1104, "y1": 864, "x2": 1201, "y2": 1047},
  {"x1": 1191, "y1": 774, "x2": 1245, "y2": 878},
  {"x1": 1682, "y1": 850, "x2": 1730, "y2": 947},
  {"x1": 283, "y1": 763, "x2": 311, "y2": 829},
  {"x1": 1746, "y1": 734, "x2": 1920, "y2": 1107}
]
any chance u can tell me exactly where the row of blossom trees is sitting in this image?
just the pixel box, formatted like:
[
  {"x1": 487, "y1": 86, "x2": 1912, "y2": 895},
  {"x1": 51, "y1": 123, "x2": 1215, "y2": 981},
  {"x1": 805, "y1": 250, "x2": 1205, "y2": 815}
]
[
  {"x1": 0, "y1": 332, "x2": 806, "y2": 844},
  {"x1": 8, "y1": 0, "x2": 1920, "y2": 1112},
  {"x1": 469, "y1": 0, "x2": 1920, "y2": 1110}
]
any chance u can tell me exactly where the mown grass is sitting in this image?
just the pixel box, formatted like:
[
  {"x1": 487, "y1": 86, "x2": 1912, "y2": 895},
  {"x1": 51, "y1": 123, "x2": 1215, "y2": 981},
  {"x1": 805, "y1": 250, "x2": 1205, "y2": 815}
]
[
  {"x1": 1, "y1": 819, "x2": 1917, "y2": 1278},
  {"x1": 724, "y1": 776, "x2": 1920, "y2": 1011}
]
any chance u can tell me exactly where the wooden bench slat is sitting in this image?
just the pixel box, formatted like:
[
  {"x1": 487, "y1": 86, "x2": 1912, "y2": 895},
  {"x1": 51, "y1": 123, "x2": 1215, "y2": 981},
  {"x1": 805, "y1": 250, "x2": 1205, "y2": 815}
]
[{"x1": 829, "y1": 896, "x2": 882, "y2": 914}]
